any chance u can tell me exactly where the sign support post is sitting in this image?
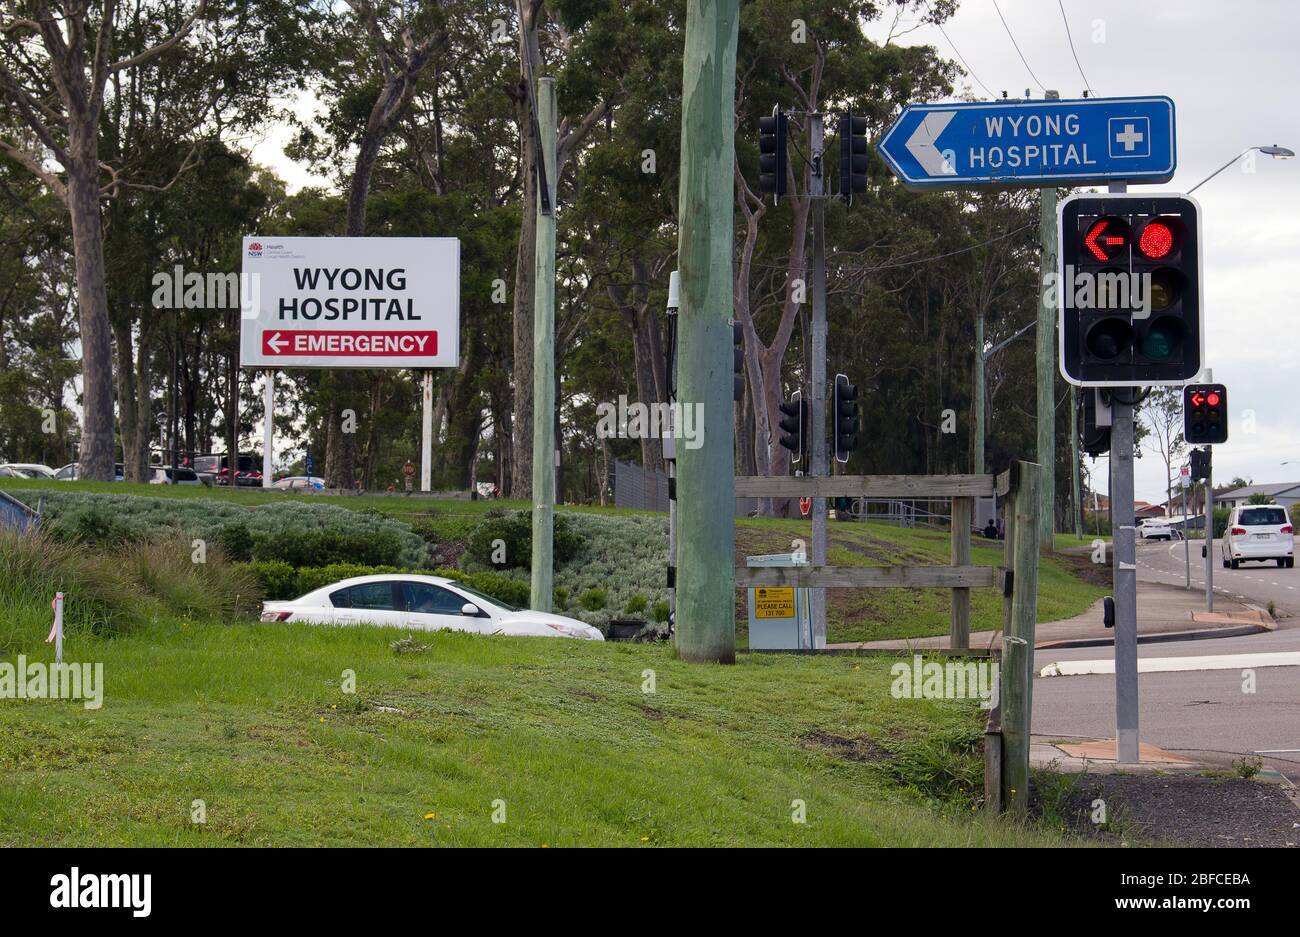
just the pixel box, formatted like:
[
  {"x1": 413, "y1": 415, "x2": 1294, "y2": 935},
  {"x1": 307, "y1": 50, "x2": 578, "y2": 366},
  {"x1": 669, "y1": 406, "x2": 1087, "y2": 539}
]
[
  {"x1": 1105, "y1": 177, "x2": 1140, "y2": 765},
  {"x1": 421, "y1": 370, "x2": 433, "y2": 492},
  {"x1": 262, "y1": 370, "x2": 274, "y2": 488},
  {"x1": 529, "y1": 76, "x2": 557, "y2": 612}
]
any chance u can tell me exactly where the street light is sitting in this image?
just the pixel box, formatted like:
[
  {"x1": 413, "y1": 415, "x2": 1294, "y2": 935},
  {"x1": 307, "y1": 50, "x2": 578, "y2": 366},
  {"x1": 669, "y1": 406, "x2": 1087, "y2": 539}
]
[{"x1": 1186, "y1": 144, "x2": 1294, "y2": 194}]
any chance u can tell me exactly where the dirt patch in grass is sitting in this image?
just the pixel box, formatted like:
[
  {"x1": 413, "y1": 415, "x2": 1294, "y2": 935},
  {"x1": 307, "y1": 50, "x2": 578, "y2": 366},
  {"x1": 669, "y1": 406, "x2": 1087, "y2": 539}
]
[
  {"x1": 1054, "y1": 549, "x2": 1112, "y2": 588},
  {"x1": 801, "y1": 729, "x2": 892, "y2": 764},
  {"x1": 1047, "y1": 773, "x2": 1300, "y2": 847}
]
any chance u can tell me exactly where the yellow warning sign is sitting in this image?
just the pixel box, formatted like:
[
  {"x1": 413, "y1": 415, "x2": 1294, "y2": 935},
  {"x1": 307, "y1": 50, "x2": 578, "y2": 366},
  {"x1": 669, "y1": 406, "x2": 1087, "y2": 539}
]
[{"x1": 754, "y1": 587, "x2": 796, "y2": 619}]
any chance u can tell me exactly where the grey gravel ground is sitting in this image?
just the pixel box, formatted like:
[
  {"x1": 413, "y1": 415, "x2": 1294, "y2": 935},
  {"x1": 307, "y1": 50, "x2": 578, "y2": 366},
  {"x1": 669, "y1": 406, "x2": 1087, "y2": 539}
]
[{"x1": 1052, "y1": 774, "x2": 1300, "y2": 847}]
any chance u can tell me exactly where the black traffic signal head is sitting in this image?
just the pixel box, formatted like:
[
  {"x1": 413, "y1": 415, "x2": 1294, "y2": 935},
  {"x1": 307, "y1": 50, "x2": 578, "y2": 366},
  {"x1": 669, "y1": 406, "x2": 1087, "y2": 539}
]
[
  {"x1": 1183, "y1": 383, "x2": 1227, "y2": 444},
  {"x1": 833, "y1": 373, "x2": 858, "y2": 463},
  {"x1": 838, "y1": 110, "x2": 868, "y2": 205},
  {"x1": 758, "y1": 107, "x2": 788, "y2": 201},
  {"x1": 733, "y1": 321, "x2": 744, "y2": 403},
  {"x1": 1058, "y1": 193, "x2": 1202, "y2": 387},
  {"x1": 1080, "y1": 388, "x2": 1111, "y2": 457},
  {"x1": 778, "y1": 393, "x2": 806, "y2": 463},
  {"x1": 1189, "y1": 446, "x2": 1210, "y2": 481}
]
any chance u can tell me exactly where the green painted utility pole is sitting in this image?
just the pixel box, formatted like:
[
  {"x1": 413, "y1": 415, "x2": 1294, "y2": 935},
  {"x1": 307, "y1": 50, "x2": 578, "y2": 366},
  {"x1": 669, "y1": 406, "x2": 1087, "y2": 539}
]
[
  {"x1": 973, "y1": 308, "x2": 985, "y2": 474},
  {"x1": 1036, "y1": 89, "x2": 1060, "y2": 549},
  {"x1": 529, "y1": 77, "x2": 557, "y2": 611},
  {"x1": 673, "y1": 0, "x2": 738, "y2": 663}
]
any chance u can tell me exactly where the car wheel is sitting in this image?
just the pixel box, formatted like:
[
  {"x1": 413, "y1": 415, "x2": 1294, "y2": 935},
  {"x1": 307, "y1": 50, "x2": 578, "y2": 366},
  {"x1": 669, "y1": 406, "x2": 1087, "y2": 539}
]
[
  {"x1": 1222, "y1": 558, "x2": 1230, "y2": 568},
  {"x1": 1278, "y1": 559, "x2": 1287, "y2": 568},
  {"x1": 1230, "y1": 559, "x2": 1240, "y2": 570}
]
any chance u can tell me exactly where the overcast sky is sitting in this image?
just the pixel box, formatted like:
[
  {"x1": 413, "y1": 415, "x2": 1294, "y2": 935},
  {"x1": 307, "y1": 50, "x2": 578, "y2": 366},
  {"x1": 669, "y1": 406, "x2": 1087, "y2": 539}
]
[{"x1": 245, "y1": 1, "x2": 1300, "y2": 504}]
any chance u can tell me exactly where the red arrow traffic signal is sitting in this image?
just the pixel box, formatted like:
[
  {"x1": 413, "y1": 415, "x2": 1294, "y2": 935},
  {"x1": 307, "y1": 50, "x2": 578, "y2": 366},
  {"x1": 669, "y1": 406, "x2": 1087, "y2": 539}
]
[{"x1": 1083, "y1": 218, "x2": 1128, "y2": 261}]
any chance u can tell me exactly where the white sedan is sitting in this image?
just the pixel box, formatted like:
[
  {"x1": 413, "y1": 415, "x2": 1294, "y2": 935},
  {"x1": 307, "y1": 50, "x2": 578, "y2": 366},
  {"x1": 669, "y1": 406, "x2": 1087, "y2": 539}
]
[{"x1": 260, "y1": 573, "x2": 604, "y2": 641}]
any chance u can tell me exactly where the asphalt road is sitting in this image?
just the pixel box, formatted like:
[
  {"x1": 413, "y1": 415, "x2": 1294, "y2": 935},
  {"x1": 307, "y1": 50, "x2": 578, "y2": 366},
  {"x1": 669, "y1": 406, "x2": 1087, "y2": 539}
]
[
  {"x1": 1034, "y1": 629, "x2": 1300, "y2": 782},
  {"x1": 1135, "y1": 537, "x2": 1299, "y2": 617},
  {"x1": 1034, "y1": 542, "x2": 1300, "y2": 783}
]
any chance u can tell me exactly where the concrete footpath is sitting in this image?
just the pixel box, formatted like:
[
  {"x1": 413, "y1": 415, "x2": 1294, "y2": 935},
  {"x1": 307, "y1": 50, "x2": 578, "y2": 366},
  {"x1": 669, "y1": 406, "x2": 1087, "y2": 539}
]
[{"x1": 829, "y1": 580, "x2": 1275, "y2": 652}]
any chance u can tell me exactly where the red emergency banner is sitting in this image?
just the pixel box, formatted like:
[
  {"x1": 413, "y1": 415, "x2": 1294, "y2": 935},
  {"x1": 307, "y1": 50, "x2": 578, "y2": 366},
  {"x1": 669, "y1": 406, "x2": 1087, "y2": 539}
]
[{"x1": 261, "y1": 330, "x2": 438, "y2": 357}]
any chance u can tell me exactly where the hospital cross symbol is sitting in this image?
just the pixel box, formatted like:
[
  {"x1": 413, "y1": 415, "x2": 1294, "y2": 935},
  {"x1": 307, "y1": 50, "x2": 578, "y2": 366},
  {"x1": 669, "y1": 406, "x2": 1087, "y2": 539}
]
[{"x1": 1115, "y1": 123, "x2": 1144, "y2": 151}]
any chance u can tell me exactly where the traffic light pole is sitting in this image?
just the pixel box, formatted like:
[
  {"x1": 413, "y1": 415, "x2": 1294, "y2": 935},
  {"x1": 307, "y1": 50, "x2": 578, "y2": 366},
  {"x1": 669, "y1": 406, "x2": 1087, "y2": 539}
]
[
  {"x1": 1205, "y1": 453, "x2": 1214, "y2": 611},
  {"x1": 1104, "y1": 179, "x2": 1139, "y2": 765},
  {"x1": 1112, "y1": 395, "x2": 1140, "y2": 764},
  {"x1": 809, "y1": 112, "x2": 828, "y2": 648}
]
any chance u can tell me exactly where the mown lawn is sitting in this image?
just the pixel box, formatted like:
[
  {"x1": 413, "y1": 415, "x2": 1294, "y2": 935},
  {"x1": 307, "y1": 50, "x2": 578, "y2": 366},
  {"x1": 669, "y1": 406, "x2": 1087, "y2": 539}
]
[{"x1": 0, "y1": 617, "x2": 1069, "y2": 847}]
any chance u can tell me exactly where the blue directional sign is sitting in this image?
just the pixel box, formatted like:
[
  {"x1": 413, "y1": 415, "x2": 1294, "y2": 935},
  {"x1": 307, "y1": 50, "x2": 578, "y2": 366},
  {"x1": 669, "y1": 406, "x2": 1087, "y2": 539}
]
[{"x1": 877, "y1": 96, "x2": 1175, "y2": 190}]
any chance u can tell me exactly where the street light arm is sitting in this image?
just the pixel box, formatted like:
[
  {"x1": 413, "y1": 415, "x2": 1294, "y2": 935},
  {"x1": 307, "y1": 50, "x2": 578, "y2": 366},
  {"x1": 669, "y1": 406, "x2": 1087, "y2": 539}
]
[{"x1": 1186, "y1": 147, "x2": 1255, "y2": 194}]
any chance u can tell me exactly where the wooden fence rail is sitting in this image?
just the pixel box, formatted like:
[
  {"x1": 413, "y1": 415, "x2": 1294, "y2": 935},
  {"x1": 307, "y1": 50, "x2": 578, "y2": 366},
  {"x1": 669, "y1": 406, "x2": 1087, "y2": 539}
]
[{"x1": 732, "y1": 466, "x2": 1041, "y2": 817}]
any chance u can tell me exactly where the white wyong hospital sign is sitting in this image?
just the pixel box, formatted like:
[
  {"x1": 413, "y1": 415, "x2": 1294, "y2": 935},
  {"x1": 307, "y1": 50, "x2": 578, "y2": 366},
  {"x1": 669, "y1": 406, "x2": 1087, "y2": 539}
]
[{"x1": 240, "y1": 236, "x2": 459, "y2": 369}]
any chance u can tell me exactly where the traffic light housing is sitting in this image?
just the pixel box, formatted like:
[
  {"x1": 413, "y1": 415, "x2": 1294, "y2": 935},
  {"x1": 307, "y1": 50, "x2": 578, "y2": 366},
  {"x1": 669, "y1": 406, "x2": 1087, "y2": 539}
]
[
  {"x1": 758, "y1": 107, "x2": 788, "y2": 201},
  {"x1": 833, "y1": 373, "x2": 858, "y2": 462},
  {"x1": 1058, "y1": 193, "x2": 1202, "y2": 386},
  {"x1": 1080, "y1": 388, "x2": 1111, "y2": 457},
  {"x1": 777, "y1": 393, "x2": 808, "y2": 463},
  {"x1": 838, "y1": 110, "x2": 868, "y2": 204},
  {"x1": 732, "y1": 321, "x2": 744, "y2": 403},
  {"x1": 1183, "y1": 383, "x2": 1227, "y2": 444},
  {"x1": 1189, "y1": 447, "x2": 1210, "y2": 482}
]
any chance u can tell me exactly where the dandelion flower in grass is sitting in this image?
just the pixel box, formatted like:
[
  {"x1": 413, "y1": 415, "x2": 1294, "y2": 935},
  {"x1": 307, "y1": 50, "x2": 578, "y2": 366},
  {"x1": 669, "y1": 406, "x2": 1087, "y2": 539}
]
[{"x1": 424, "y1": 812, "x2": 436, "y2": 820}]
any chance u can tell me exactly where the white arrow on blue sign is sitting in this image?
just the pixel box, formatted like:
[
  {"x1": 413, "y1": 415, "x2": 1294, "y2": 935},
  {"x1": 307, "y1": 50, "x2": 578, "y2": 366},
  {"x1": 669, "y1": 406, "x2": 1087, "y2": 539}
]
[{"x1": 877, "y1": 96, "x2": 1175, "y2": 190}]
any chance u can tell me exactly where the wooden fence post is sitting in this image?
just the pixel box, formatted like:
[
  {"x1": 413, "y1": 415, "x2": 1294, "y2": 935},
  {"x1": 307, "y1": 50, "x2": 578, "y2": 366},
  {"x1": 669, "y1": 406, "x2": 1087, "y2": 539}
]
[
  {"x1": 950, "y1": 496, "x2": 972, "y2": 649},
  {"x1": 998, "y1": 461, "x2": 1040, "y2": 815}
]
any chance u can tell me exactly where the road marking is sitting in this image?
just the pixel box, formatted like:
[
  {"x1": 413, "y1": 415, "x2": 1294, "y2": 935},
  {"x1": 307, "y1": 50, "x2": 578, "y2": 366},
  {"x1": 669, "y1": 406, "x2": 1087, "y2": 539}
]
[{"x1": 1039, "y1": 651, "x2": 1300, "y2": 678}]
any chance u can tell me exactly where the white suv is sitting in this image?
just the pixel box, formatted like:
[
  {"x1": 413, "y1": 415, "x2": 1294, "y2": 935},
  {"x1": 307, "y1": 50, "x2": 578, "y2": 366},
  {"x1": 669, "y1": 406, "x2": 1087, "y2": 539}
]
[{"x1": 1221, "y1": 505, "x2": 1294, "y2": 569}]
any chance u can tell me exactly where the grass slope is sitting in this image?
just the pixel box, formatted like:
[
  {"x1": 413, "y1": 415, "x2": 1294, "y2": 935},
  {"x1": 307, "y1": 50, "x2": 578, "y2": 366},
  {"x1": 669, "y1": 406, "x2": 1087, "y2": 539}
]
[
  {"x1": 3, "y1": 479, "x2": 1106, "y2": 645},
  {"x1": 0, "y1": 617, "x2": 1068, "y2": 847}
]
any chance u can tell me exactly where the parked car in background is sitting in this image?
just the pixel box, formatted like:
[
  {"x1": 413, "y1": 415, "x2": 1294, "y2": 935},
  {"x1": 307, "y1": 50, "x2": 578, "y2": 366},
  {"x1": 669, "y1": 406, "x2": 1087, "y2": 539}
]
[
  {"x1": 272, "y1": 475, "x2": 325, "y2": 492},
  {"x1": 1221, "y1": 505, "x2": 1294, "y2": 569},
  {"x1": 148, "y1": 466, "x2": 208, "y2": 486},
  {"x1": 54, "y1": 462, "x2": 125, "y2": 481},
  {"x1": 1138, "y1": 518, "x2": 1174, "y2": 541},
  {"x1": 260, "y1": 574, "x2": 605, "y2": 641},
  {"x1": 193, "y1": 453, "x2": 263, "y2": 487},
  {"x1": 0, "y1": 463, "x2": 57, "y2": 479}
]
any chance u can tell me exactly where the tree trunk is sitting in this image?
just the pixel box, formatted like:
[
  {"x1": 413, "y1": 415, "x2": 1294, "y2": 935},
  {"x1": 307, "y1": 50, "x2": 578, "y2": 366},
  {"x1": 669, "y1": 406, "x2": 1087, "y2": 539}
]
[{"x1": 67, "y1": 153, "x2": 116, "y2": 480}]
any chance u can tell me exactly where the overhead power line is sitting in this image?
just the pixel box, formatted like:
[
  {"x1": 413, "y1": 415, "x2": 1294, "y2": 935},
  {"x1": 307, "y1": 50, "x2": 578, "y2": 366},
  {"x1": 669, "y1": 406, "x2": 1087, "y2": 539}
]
[
  {"x1": 1057, "y1": 0, "x2": 1095, "y2": 95},
  {"x1": 992, "y1": 0, "x2": 1046, "y2": 93},
  {"x1": 927, "y1": 3, "x2": 997, "y2": 100}
]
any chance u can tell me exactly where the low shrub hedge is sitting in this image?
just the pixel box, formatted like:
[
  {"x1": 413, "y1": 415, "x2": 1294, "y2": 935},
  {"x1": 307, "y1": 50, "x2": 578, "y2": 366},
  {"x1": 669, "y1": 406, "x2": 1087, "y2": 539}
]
[
  {"x1": 465, "y1": 510, "x2": 584, "y2": 570},
  {"x1": 16, "y1": 490, "x2": 427, "y2": 568}
]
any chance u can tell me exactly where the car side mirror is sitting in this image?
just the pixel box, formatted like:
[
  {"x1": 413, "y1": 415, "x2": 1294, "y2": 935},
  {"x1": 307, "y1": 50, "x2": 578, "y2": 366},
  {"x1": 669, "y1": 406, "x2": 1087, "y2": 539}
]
[{"x1": 461, "y1": 603, "x2": 480, "y2": 616}]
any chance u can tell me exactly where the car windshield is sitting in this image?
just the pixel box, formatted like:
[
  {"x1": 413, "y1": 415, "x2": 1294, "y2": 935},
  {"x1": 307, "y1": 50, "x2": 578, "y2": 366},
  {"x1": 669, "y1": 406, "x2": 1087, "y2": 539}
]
[
  {"x1": 446, "y1": 581, "x2": 519, "y2": 613},
  {"x1": 1239, "y1": 507, "x2": 1287, "y2": 526}
]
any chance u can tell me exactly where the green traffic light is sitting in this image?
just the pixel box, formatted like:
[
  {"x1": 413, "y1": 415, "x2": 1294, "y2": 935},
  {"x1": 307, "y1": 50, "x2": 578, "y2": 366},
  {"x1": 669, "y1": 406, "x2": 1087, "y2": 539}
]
[{"x1": 1140, "y1": 317, "x2": 1184, "y2": 361}]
